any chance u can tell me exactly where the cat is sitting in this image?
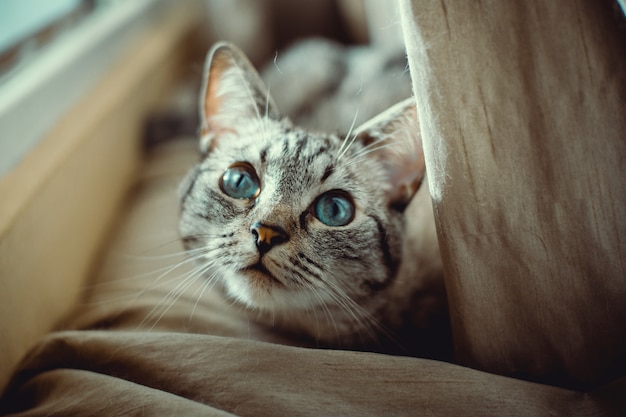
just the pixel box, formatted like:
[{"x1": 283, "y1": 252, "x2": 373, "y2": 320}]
[{"x1": 178, "y1": 40, "x2": 451, "y2": 359}]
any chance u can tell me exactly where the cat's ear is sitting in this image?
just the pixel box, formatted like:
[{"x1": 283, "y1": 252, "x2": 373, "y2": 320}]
[
  {"x1": 354, "y1": 98, "x2": 425, "y2": 211},
  {"x1": 199, "y1": 42, "x2": 280, "y2": 153}
]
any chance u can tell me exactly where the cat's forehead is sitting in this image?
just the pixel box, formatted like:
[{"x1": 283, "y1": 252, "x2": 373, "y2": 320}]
[
  {"x1": 203, "y1": 118, "x2": 388, "y2": 203},
  {"x1": 214, "y1": 119, "x2": 342, "y2": 178},
  {"x1": 237, "y1": 119, "x2": 339, "y2": 159}
]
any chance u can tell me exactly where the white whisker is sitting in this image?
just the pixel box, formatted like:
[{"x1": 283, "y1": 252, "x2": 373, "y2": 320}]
[
  {"x1": 339, "y1": 138, "x2": 413, "y2": 170},
  {"x1": 188, "y1": 268, "x2": 222, "y2": 323},
  {"x1": 273, "y1": 50, "x2": 283, "y2": 74},
  {"x1": 138, "y1": 259, "x2": 216, "y2": 331},
  {"x1": 81, "y1": 251, "x2": 209, "y2": 292},
  {"x1": 336, "y1": 106, "x2": 360, "y2": 162},
  {"x1": 265, "y1": 81, "x2": 272, "y2": 120}
]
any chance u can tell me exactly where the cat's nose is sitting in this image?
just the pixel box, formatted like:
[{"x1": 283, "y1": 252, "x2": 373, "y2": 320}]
[{"x1": 250, "y1": 222, "x2": 288, "y2": 255}]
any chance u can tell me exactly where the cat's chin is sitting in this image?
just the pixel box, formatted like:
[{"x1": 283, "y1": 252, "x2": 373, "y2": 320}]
[
  {"x1": 241, "y1": 262, "x2": 283, "y2": 287},
  {"x1": 224, "y1": 264, "x2": 288, "y2": 310},
  {"x1": 224, "y1": 268, "x2": 304, "y2": 312}
]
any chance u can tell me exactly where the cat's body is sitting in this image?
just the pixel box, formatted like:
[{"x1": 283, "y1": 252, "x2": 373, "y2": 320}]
[
  {"x1": 179, "y1": 40, "x2": 450, "y2": 358},
  {"x1": 261, "y1": 38, "x2": 412, "y2": 132}
]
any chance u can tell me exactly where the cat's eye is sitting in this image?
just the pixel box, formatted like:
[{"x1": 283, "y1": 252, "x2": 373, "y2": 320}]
[
  {"x1": 219, "y1": 163, "x2": 261, "y2": 199},
  {"x1": 314, "y1": 190, "x2": 355, "y2": 227}
]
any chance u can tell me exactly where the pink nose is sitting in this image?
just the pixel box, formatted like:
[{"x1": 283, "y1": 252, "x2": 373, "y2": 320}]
[{"x1": 250, "y1": 222, "x2": 288, "y2": 254}]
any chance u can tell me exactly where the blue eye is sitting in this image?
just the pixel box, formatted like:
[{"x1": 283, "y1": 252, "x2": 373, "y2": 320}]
[
  {"x1": 220, "y1": 163, "x2": 260, "y2": 199},
  {"x1": 314, "y1": 191, "x2": 355, "y2": 227}
]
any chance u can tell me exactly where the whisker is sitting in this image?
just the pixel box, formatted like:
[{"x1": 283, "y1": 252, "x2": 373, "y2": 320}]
[
  {"x1": 112, "y1": 236, "x2": 190, "y2": 255},
  {"x1": 83, "y1": 273, "x2": 190, "y2": 307},
  {"x1": 349, "y1": 134, "x2": 413, "y2": 159},
  {"x1": 355, "y1": 69, "x2": 364, "y2": 96},
  {"x1": 273, "y1": 50, "x2": 283, "y2": 74},
  {"x1": 319, "y1": 276, "x2": 398, "y2": 349},
  {"x1": 142, "y1": 276, "x2": 198, "y2": 331},
  {"x1": 336, "y1": 106, "x2": 360, "y2": 162},
  {"x1": 340, "y1": 139, "x2": 413, "y2": 170},
  {"x1": 82, "y1": 244, "x2": 219, "y2": 314},
  {"x1": 81, "y1": 259, "x2": 196, "y2": 293},
  {"x1": 309, "y1": 285, "x2": 341, "y2": 347},
  {"x1": 235, "y1": 68, "x2": 263, "y2": 123},
  {"x1": 113, "y1": 245, "x2": 209, "y2": 262},
  {"x1": 265, "y1": 80, "x2": 272, "y2": 121},
  {"x1": 80, "y1": 253, "x2": 211, "y2": 311},
  {"x1": 290, "y1": 258, "x2": 369, "y2": 348},
  {"x1": 188, "y1": 268, "x2": 223, "y2": 323},
  {"x1": 138, "y1": 259, "x2": 216, "y2": 331}
]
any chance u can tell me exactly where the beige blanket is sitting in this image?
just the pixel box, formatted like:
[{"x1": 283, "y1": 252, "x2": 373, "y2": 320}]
[
  {"x1": 1, "y1": 331, "x2": 612, "y2": 416},
  {"x1": 2, "y1": 0, "x2": 625, "y2": 415},
  {"x1": 0, "y1": 139, "x2": 622, "y2": 416}
]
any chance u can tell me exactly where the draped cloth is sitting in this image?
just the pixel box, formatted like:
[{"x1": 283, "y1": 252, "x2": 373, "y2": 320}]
[{"x1": 2, "y1": 1, "x2": 625, "y2": 415}]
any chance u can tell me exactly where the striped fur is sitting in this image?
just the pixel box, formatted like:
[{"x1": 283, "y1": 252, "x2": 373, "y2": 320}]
[{"x1": 179, "y1": 41, "x2": 447, "y2": 354}]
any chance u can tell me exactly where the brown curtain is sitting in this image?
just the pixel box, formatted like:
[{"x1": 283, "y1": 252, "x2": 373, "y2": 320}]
[{"x1": 400, "y1": 0, "x2": 626, "y2": 390}]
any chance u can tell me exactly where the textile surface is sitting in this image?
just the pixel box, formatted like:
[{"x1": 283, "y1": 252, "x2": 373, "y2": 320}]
[
  {"x1": 2, "y1": 0, "x2": 626, "y2": 414},
  {"x1": 400, "y1": 0, "x2": 626, "y2": 389},
  {"x1": 1, "y1": 140, "x2": 623, "y2": 416}
]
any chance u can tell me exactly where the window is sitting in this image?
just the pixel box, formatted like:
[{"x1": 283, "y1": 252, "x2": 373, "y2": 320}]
[
  {"x1": 0, "y1": 0, "x2": 168, "y2": 177},
  {"x1": 0, "y1": 0, "x2": 88, "y2": 77}
]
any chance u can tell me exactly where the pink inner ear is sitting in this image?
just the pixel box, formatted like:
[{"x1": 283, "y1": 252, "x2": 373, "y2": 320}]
[
  {"x1": 200, "y1": 66, "x2": 238, "y2": 156},
  {"x1": 204, "y1": 86, "x2": 221, "y2": 129},
  {"x1": 202, "y1": 88, "x2": 235, "y2": 143},
  {"x1": 203, "y1": 52, "x2": 232, "y2": 137},
  {"x1": 389, "y1": 150, "x2": 426, "y2": 208},
  {"x1": 199, "y1": 43, "x2": 280, "y2": 151},
  {"x1": 359, "y1": 99, "x2": 425, "y2": 208}
]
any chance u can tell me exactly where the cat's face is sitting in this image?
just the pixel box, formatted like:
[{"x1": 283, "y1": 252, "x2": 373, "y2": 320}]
[{"x1": 179, "y1": 42, "x2": 426, "y2": 341}]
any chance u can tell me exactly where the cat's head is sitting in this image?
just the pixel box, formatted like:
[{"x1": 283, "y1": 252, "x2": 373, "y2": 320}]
[{"x1": 179, "y1": 42, "x2": 428, "y2": 342}]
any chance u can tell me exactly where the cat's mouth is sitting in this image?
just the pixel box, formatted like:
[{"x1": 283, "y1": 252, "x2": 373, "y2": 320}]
[{"x1": 241, "y1": 261, "x2": 283, "y2": 286}]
